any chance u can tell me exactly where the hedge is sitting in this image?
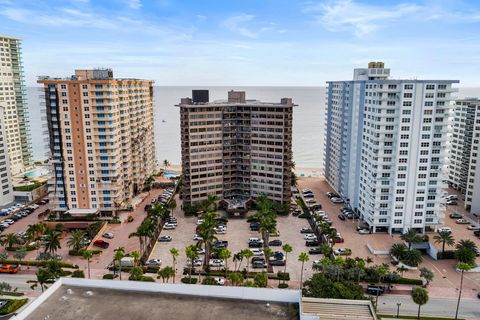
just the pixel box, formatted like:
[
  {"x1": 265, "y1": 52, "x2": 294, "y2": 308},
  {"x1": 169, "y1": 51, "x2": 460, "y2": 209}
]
[
  {"x1": 6, "y1": 245, "x2": 37, "y2": 252},
  {"x1": 68, "y1": 249, "x2": 102, "y2": 256},
  {"x1": 278, "y1": 283, "x2": 289, "y2": 289},
  {"x1": 71, "y1": 270, "x2": 85, "y2": 278},
  {"x1": 109, "y1": 266, "x2": 159, "y2": 274},
  {"x1": 103, "y1": 274, "x2": 116, "y2": 280},
  {"x1": 0, "y1": 291, "x2": 24, "y2": 297},
  {"x1": 181, "y1": 277, "x2": 198, "y2": 284},
  {"x1": 0, "y1": 260, "x2": 79, "y2": 269},
  {"x1": 181, "y1": 269, "x2": 290, "y2": 281},
  {"x1": 437, "y1": 251, "x2": 456, "y2": 260},
  {"x1": 361, "y1": 277, "x2": 422, "y2": 286},
  {"x1": 0, "y1": 298, "x2": 28, "y2": 315},
  {"x1": 13, "y1": 182, "x2": 42, "y2": 192},
  {"x1": 378, "y1": 314, "x2": 463, "y2": 320}
]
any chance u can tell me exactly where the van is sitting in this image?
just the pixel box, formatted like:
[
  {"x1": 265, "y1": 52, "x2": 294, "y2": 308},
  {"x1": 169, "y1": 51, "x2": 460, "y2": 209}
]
[{"x1": 120, "y1": 257, "x2": 135, "y2": 267}]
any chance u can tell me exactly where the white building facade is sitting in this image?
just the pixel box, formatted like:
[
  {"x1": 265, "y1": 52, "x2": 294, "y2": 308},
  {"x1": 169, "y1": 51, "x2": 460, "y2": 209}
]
[
  {"x1": 0, "y1": 35, "x2": 32, "y2": 175},
  {"x1": 449, "y1": 98, "x2": 480, "y2": 214},
  {"x1": 0, "y1": 107, "x2": 14, "y2": 206},
  {"x1": 325, "y1": 62, "x2": 458, "y2": 233}
]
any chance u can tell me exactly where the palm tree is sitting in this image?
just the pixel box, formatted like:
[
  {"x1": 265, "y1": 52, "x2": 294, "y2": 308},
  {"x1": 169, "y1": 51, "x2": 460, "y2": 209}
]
[
  {"x1": 169, "y1": 247, "x2": 179, "y2": 283},
  {"x1": 130, "y1": 251, "x2": 141, "y2": 267},
  {"x1": 402, "y1": 249, "x2": 423, "y2": 267},
  {"x1": 185, "y1": 245, "x2": 199, "y2": 280},
  {"x1": 163, "y1": 159, "x2": 170, "y2": 171},
  {"x1": 282, "y1": 244, "x2": 292, "y2": 284},
  {"x1": 397, "y1": 265, "x2": 408, "y2": 277},
  {"x1": 26, "y1": 223, "x2": 46, "y2": 242},
  {"x1": 434, "y1": 230, "x2": 455, "y2": 254},
  {"x1": 411, "y1": 287, "x2": 429, "y2": 319},
  {"x1": 27, "y1": 268, "x2": 53, "y2": 292},
  {"x1": 67, "y1": 230, "x2": 86, "y2": 252},
  {"x1": 113, "y1": 247, "x2": 125, "y2": 280},
  {"x1": 219, "y1": 249, "x2": 232, "y2": 278},
  {"x1": 455, "y1": 239, "x2": 478, "y2": 265},
  {"x1": 298, "y1": 252, "x2": 309, "y2": 290},
  {"x1": 456, "y1": 239, "x2": 478, "y2": 253},
  {"x1": 228, "y1": 272, "x2": 243, "y2": 286},
  {"x1": 419, "y1": 267, "x2": 433, "y2": 286},
  {"x1": 4, "y1": 233, "x2": 19, "y2": 250},
  {"x1": 83, "y1": 250, "x2": 94, "y2": 279},
  {"x1": 366, "y1": 256, "x2": 373, "y2": 267},
  {"x1": 401, "y1": 229, "x2": 422, "y2": 249},
  {"x1": 390, "y1": 243, "x2": 407, "y2": 260},
  {"x1": 233, "y1": 251, "x2": 243, "y2": 271},
  {"x1": 196, "y1": 210, "x2": 219, "y2": 269},
  {"x1": 14, "y1": 248, "x2": 27, "y2": 263},
  {"x1": 158, "y1": 266, "x2": 175, "y2": 283},
  {"x1": 455, "y1": 262, "x2": 473, "y2": 319},
  {"x1": 43, "y1": 229, "x2": 61, "y2": 255},
  {"x1": 242, "y1": 249, "x2": 253, "y2": 273}
]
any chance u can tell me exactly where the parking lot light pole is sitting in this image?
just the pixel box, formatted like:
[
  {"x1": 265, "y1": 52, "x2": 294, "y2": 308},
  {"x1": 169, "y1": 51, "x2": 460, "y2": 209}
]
[{"x1": 396, "y1": 302, "x2": 401, "y2": 318}]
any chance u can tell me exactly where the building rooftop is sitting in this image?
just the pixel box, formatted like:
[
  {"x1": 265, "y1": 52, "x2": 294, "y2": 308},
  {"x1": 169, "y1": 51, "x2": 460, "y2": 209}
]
[
  {"x1": 14, "y1": 278, "x2": 377, "y2": 320},
  {"x1": 178, "y1": 90, "x2": 295, "y2": 107}
]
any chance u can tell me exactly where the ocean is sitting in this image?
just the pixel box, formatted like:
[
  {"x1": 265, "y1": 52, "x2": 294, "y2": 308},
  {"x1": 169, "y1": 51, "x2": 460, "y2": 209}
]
[{"x1": 26, "y1": 86, "x2": 480, "y2": 170}]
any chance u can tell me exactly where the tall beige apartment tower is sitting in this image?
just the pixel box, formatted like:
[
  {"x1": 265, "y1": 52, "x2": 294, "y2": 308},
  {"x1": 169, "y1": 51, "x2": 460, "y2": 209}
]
[
  {"x1": 0, "y1": 35, "x2": 33, "y2": 175},
  {"x1": 179, "y1": 90, "x2": 294, "y2": 209},
  {"x1": 38, "y1": 69, "x2": 156, "y2": 214}
]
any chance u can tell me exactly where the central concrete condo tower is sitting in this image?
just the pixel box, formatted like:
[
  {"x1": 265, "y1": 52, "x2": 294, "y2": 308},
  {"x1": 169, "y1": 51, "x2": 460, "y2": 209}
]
[{"x1": 179, "y1": 90, "x2": 295, "y2": 209}]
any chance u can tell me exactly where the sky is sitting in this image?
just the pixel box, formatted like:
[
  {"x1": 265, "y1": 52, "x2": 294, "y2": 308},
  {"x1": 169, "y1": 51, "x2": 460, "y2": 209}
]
[{"x1": 1, "y1": 0, "x2": 480, "y2": 86}]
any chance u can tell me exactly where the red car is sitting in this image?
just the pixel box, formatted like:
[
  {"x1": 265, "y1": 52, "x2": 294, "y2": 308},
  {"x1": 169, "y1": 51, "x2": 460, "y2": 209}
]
[{"x1": 93, "y1": 239, "x2": 110, "y2": 249}]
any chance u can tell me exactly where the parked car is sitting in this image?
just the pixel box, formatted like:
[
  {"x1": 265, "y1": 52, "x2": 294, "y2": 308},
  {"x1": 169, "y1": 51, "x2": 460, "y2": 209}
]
[
  {"x1": 186, "y1": 259, "x2": 202, "y2": 267},
  {"x1": 163, "y1": 224, "x2": 176, "y2": 230},
  {"x1": 146, "y1": 259, "x2": 162, "y2": 267},
  {"x1": 158, "y1": 236, "x2": 172, "y2": 242},
  {"x1": 93, "y1": 239, "x2": 110, "y2": 249},
  {"x1": 248, "y1": 241, "x2": 263, "y2": 248},
  {"x1": 366, "y1": 284, "x2": 386, "y2": 295},
  {"x1": 334, "y1": 248, "x2": 350, "y2": 255},
  {"x1": 0, "y1": 264, "x2": 20, "y2": 274},
  {"x1": 305, "y1": 199, "x2": 316, "y2": 204},
  {"x1": 446, "y1": 200, "x2": 458, "y2": 205},
  {"x1": 330, "y1": 197, "x2": 344, "y2": 204},
  {"x1": 102, "y1": 232, "x2": 114, "y2": 239},
  {"x1": 437, "y1": 227, "x2": 452, "y2": 233},
  {"x1": 300, "y1": 227, "x2": 313, "y2": 234},
  {"x1": 270, "y1": 259, "x2": 286, "y2": 266},
  {"x1": 249, "y1": 249, "x2": 264, "y2": 256},
  {"x1": 306, "y1": 240, "x2": 320, "y2": 246},
  {"x1": 214, "y1": 277, "x2": 225, "y2": 286},
  {"x1": 252, "y1": 260, "x2": 267, "y2": 268},
  {"x1": 308, "y1": 248, "x2": 322, "y2": 255},
  {"x1": 303, "y1": 193, "x2": 314, "y2": 199},
  {"x1": 449, "y1": 212, "x2": 463, "y2": 219},
  {"x1": 456, "y1": 219, "x2": 470, "y2": 224},
  {"x1": 193, "y1": 234, "x2": 203, "y2": 241},
  {"x1": 251, "y1": 257, "x2": 265, "y2": 263},
  {"x1": 358, "y1": 229, "x2": 370, "y2": 234},
  {"x1": 209, "y1": 259, "x2": 225, "y2": 267},
  {"x1": 4, "y1": 219, "x2": 14, "y2": 225},
  {"x1": 312, "y1": 260, "x2": 322, "y2": 268},
  {"x1": 467, "y1": 225, "x2": 480, "y2": 231},
  {"x1": 304, "y1": 234, "x2": 317, "y2": 240},
  {"x1": 338, "y1": 214, "x2": 346, "y2": 221},
  {"x1": 268, "y1": 240, "x2": 282, "y2": 247},
  {"x1": 212, "y1": 240, "x2": 228, "y2": 249},
  {"x1": 250, "y1": 223, "x2": 259, "y2": 231}
]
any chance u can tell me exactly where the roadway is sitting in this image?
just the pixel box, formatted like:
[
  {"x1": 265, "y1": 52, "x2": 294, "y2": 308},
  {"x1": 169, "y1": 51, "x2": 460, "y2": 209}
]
[{"x1": 377, "y1": 294, "x2": 480, "y2": 319}]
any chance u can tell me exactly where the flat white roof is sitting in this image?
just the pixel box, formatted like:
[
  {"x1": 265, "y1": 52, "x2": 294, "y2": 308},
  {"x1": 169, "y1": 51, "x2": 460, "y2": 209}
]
[{"x1": 66, "y1": 209, "x2": 99, "y2": 215}]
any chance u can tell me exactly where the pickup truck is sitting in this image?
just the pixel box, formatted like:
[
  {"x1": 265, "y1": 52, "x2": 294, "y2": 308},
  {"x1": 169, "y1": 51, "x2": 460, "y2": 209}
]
[{"x1": 0, "y1": 264, "x2": 20, "y2": 274}]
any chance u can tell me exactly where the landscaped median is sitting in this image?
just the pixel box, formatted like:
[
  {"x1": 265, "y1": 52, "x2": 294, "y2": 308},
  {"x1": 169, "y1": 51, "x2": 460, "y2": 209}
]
[
  {"x1": 378, "y1": 314, "x2": 464, "y2": 320},
  {"x1": 0, "y1": 298, "x2": 28, "y2": 315},
  {"x1": 0, "y1": 259, "x2": 79, "y2": 269}
]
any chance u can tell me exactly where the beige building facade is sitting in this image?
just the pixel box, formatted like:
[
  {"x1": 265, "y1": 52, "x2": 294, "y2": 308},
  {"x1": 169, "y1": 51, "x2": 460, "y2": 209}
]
[
  {"x1": 38, "y1": 69, "x2": 156, "y2": 213},
  {"x1": 179, "y1": 90, "x2": 294, "y2": 207},
  {"x1": 0, "y1": 35, "x2": 32, "y2": 175}
]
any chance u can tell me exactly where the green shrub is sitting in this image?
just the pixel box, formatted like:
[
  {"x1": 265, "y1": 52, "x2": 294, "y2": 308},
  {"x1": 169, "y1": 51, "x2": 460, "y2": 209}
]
[
  {"x1": 139, "y1": 276, "x2": 155, "y2": 282},
  {"x1": 254, "y1": 272, "x2": 268, "y2": 288},
  {"x1": 278, "y1": 283, "x2": 289, "y2": 289},
  {"x1": 1, "y1": 260, "x2": 78, "y2": 269},
  {"x1": 0, "y1": 298, "x2": 28, "y2": 315},
  {"x1": 6, "y1": 244, "x2": 37, "y2": 252},
  {"x1": 0, "y1": 291, "x2": 24, "y2": 297},
  {"x1": 69, "y1": 249, "x2": 102, "y2": 256},
  {"x1": 181, "y1": 277, "x2": 198, "y2": 284},
  {"x1": 102, "y1": 274, "x2": 116, "y2": 280},
  {"x1": 108, "y1": 218, "x2": 121, "y2": 224},
  {"x1": 275, "y1": 272, "x2": 290, "y2": 281},
  {"x1": 60, "y1": 270, "x2": 72, "y2": 277},
  {"x1": 71, "y1": 270, "x2": 85, "y2": 278},
  {"x1": 202, "y1": 277, "x2": 218, "y2": 285},
  {"x1": 437, "y1": 251, "x2": 456, "y2": 260}
]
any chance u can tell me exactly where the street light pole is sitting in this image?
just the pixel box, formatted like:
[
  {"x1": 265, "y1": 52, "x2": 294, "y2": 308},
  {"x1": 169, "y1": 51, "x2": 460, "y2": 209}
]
[{"x1": 396, "y1": 302, "x2": 401, "y2": 318}]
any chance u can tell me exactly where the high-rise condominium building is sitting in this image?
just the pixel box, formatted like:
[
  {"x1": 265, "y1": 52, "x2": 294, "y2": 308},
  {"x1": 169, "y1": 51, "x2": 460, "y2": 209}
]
[
  {"x1": 324, "y1": 62, "x2": 458, "y2": 233},
  {"x1": 0, "y1": 35, "x2": 32, "y2": 175},
  {"x1": 448, "y1": 98, "x2": 480, "y2": 213},
  {"x1": 179, "y1": 90, "x2": 294, "y2": 208},
  {"x1": 0, "y1": 107, "x2": 14, "y2": 206},
  {"x1": 38, "y1": 69, "x2": 156, "y2": 214}
]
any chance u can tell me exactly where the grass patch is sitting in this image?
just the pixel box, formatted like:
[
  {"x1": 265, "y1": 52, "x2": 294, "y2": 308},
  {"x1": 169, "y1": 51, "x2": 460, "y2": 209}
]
[
  {"x1": 0, "y1": 298, "x2": 28, "y2": 315},
  {"x1": 13, "y1": 182, "x2": 43, "y2": 192},
  {"x1": 0, "y1": 291, "x2": 24, "y2": 297},
  {"x1": 378, "y1": 314, "x2": 464, "y2": 320}
]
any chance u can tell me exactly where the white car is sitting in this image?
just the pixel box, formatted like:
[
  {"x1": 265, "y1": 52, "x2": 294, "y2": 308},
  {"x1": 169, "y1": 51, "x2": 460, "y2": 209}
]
[
  {"x1": 248, "y1": 237, "x2": 262, "y2": 243},
  {"x1": 4, "y1": 219, "x2": 14, "y2": 225},
  {"x1": 331, "y1": 197, "x2": 344, "y2": 203},
  {"x1": 186, "y1": 259, "x2": 202, "y2": 267},
  {"x1": 102, "y1": 232, "x2": 114, "y2": 239},
  {"x1": 250, "y1": 248, "x2": 264, "y2": 256},
  {"x1": 0, "y1": 223, "x2": 9, "y2": 228},
  {"x1": 209, "y1": 259, "x2": 225, "y2": 267},
  {"x1": 437, "y1": 227, "x2": 452, "y2": 233},
  {"x1": 146, "y1": 259, "x2": 162, "y2": 267},
  {"x1": 193, "y1": 234, "x2": 203, "y2": 241},
  {"x1": 197, "y1": 248, "x2": 206, "y2": 254},
  {"x1": 163, "y1": 224, "x2": 176, "y2": 230},
  {"x1": 358, "y1": 229, "x2": 370, "y2": 234},
  {"x1": 196, "y1": 219, "x2": 204, "y2": 225},
  {"x1": 467, "y1": 225, "x2": 480, "y2": 231},
  {"x1": 214, "y1": 228, "x2": 226, "y2": 234},
  {"x1": 214, "y1": 277, "x2": 225, "y2": 286},
  {"x1": 334, "y1": 248, "x2": 348, "y2": 255},
  {"x1": 313, "y1": 260, "x2": 322, "y2": 267},
  {"x1": 306, "y1": 199, "x2": 316, "y2": 204},
  {"x1": 304, "y1": 234, "x2": 317, "y2": 240}
]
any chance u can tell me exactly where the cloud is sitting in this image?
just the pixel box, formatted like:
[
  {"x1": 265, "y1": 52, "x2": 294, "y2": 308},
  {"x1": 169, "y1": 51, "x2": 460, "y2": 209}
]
[
  {"x1": 222, "y1": 14, "x2": 258, "y2": 38},
  {"x1": 127, "y1": 0, "x2": 141, "y2": 9},
  {"x1": 304, "y1": 0, "x2": 421, "y2": 37}
]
